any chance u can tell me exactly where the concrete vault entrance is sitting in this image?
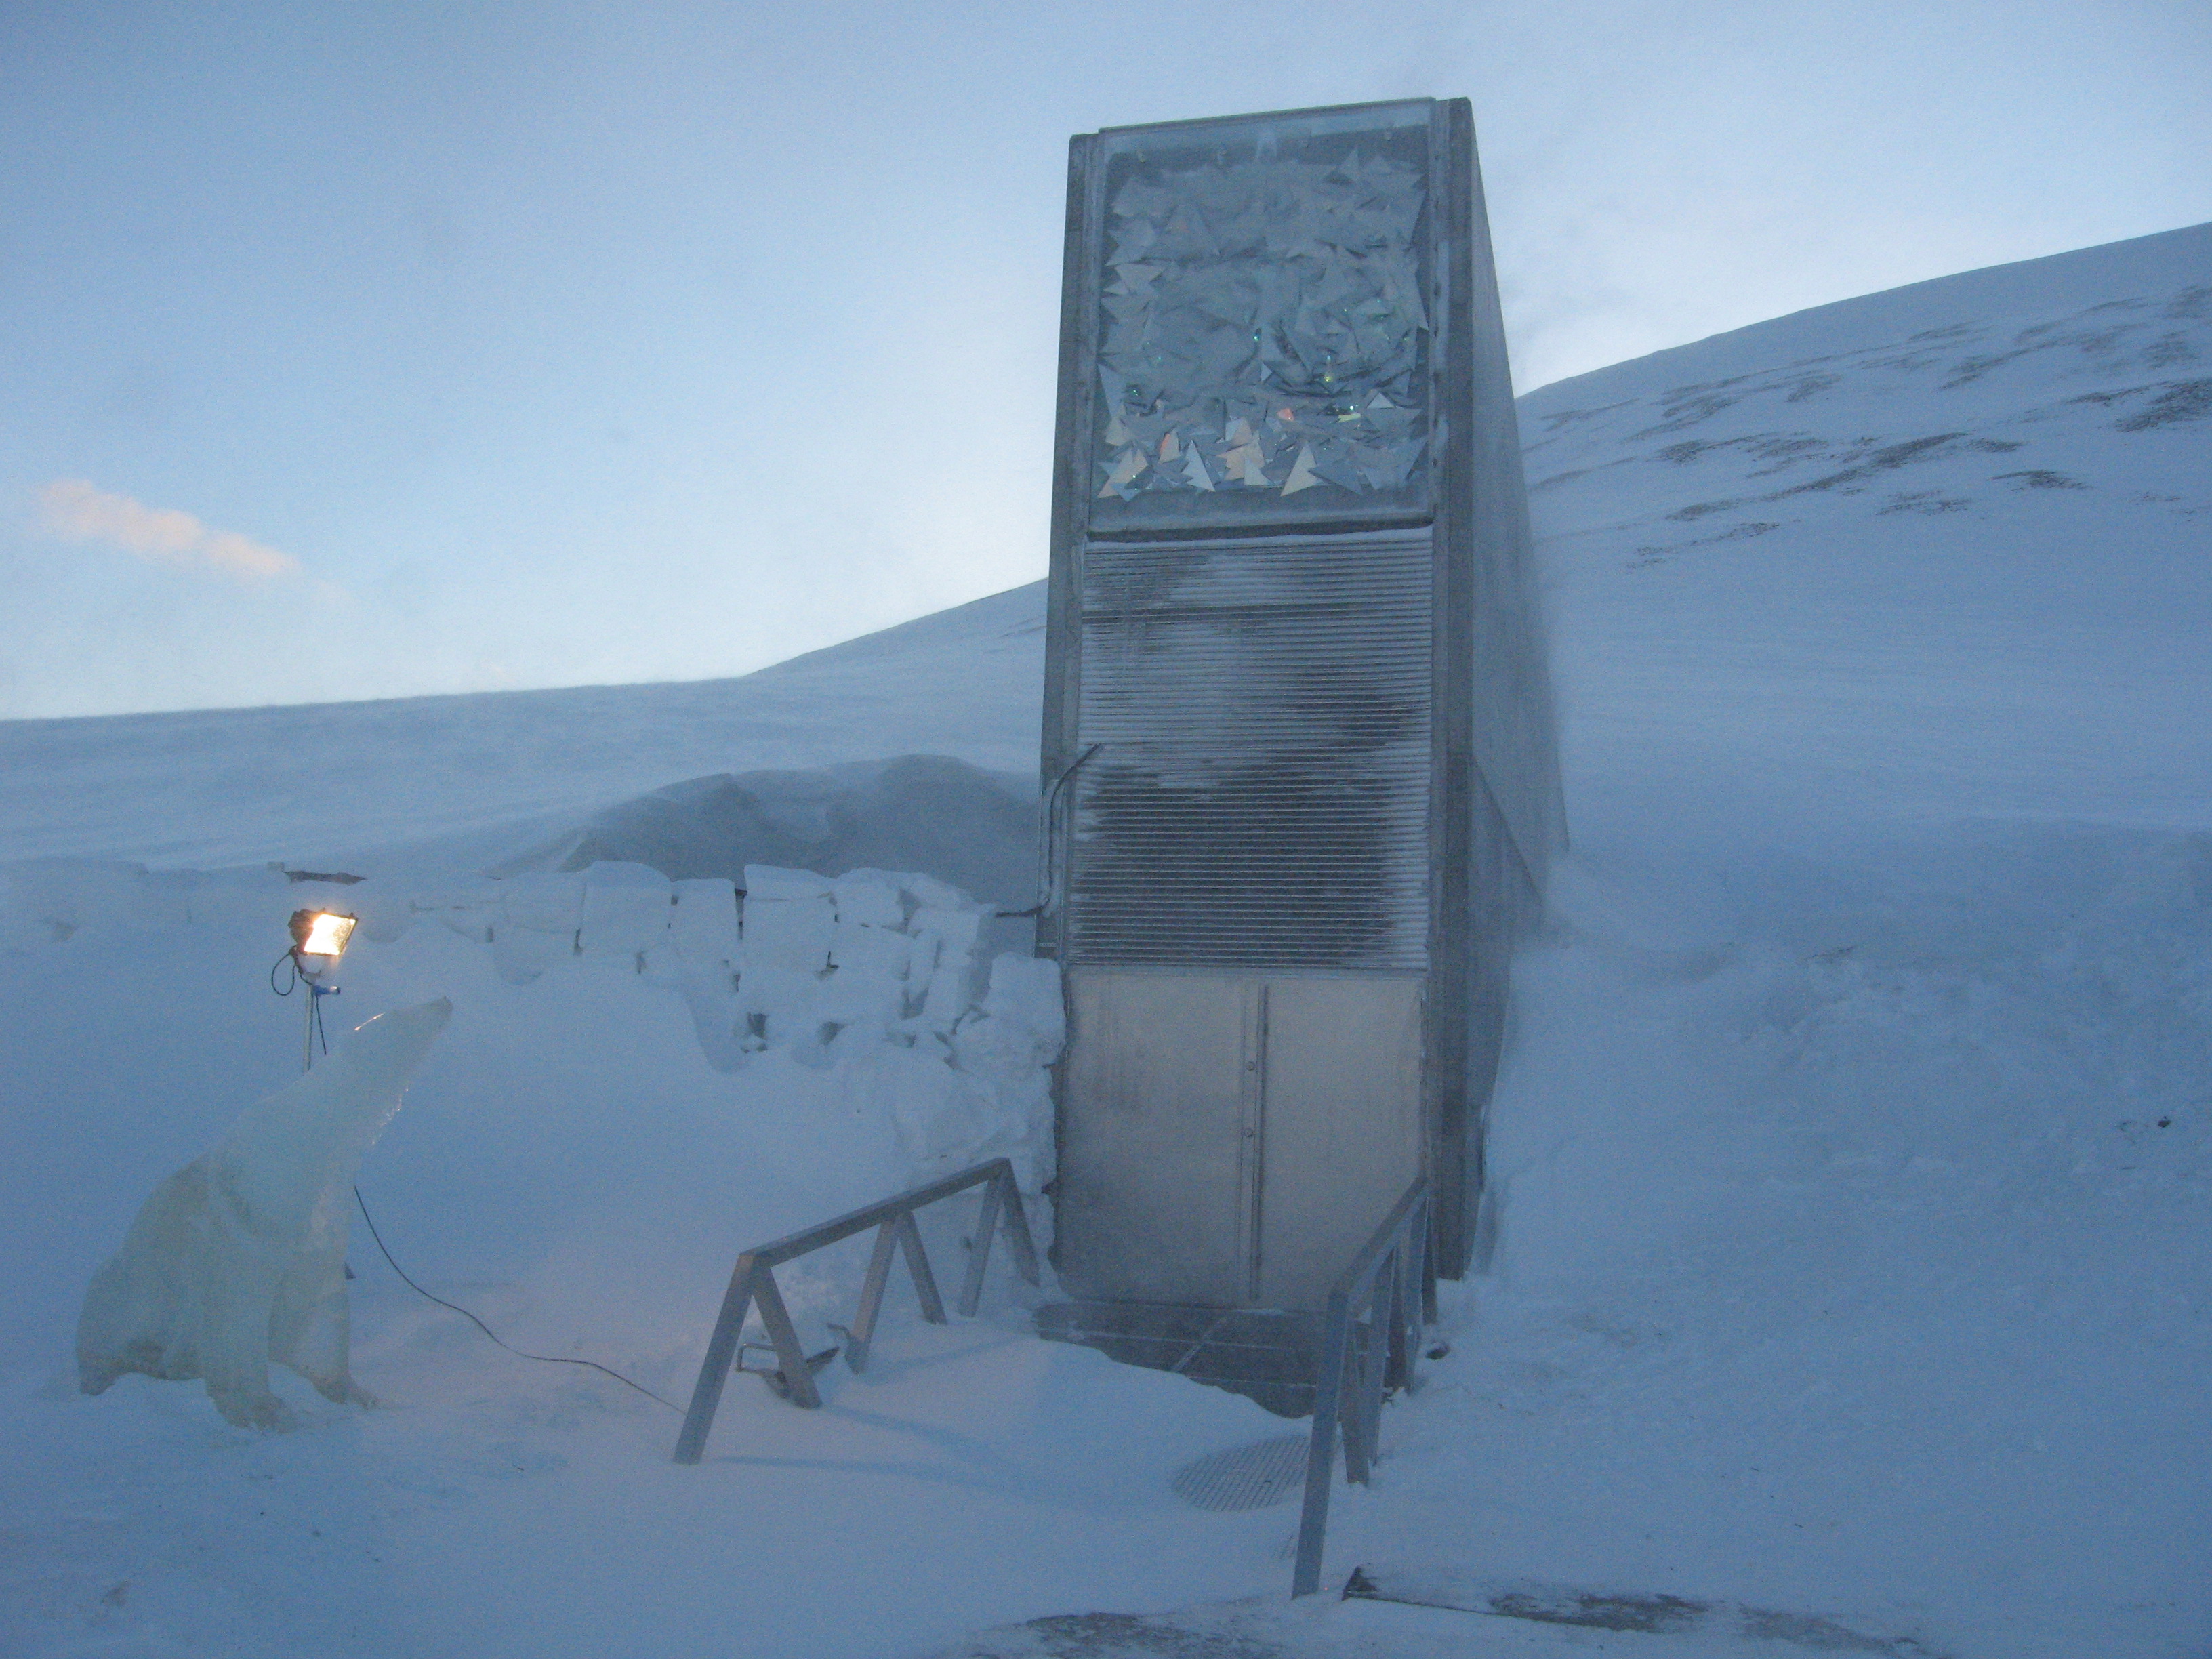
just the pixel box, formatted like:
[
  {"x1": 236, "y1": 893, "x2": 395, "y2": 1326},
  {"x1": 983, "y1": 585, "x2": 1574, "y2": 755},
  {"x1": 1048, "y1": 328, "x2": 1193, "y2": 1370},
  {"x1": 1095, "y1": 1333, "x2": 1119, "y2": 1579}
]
[{"x1": 1036, "y1": 98, "x2": 1561, "y2": 1391}]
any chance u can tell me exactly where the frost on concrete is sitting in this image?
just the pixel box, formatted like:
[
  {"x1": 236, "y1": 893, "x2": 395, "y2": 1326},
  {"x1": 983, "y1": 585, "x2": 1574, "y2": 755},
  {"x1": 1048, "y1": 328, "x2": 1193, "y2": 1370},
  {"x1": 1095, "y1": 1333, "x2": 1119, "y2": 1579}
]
[{"x1": 75, "y1": 998, "x2": 453, "y2": 1431}]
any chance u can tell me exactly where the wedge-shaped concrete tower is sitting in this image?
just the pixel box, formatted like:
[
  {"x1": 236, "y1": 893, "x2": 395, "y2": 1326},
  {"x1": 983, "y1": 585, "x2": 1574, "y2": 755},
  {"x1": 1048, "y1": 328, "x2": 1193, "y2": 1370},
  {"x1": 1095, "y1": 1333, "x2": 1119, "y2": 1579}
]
[{"x1": 1040, "y1": 98, "x2": 1563, "y2": 1311}]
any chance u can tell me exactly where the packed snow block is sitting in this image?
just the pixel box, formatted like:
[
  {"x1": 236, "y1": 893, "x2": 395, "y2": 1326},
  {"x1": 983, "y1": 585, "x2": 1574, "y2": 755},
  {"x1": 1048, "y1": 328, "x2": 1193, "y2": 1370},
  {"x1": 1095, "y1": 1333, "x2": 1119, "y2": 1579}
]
[
  {"x1": 910, "y1": 904, "x2": 983, "y2": 955},
  {"x1": 830, "y1": 921, "x2": 911, "y2": 980},
  {"x1": 742, "y1": 894, "x2": 834, "y2": 973},
  {"x1": 933, "y1": 986, "x2": 1061, "y2": 1194},
  {"x1": 668, "y1": 878, "x2": 741, "y2": 969},
  {"x1": 858, "y1": 1040, "x2": 1053, "y2": 1194},
  {"x1": 637, "y1": 942, "x2": 689, "y2": 989},
  {"x1": 983, "y1": 954, "x2": 1067, "y2": 1063},
  {"x1": 500, "y1": 870, "x2": 584, "y2": 935},
  {"x1": 494, "y1": 869, "x2": 585, "y2": 983},
  {"x1": 910, "y1": 901, "x2": 988, "y2": 1029},
  {"x1": 920, "y1": 952, "x2": 978, "y2": 1028},
  {"x1": 491, "y1": 923, "x2": 571, "y2": 985},
  {"x1": 677, "y1": 973, "x2": 747, "y2": 1072},
  {"x1": 875, "y1": 1055, "x2": 996, "y2": 1176},
  {"x1": 832, "y1": 872, "x2": 906, "y2": 930},
  {"x1": 181, "y1": 865, "x2": 294, "y2": 927},
  {"x1": 76, "y1": 998, "x2": 453, "y2": 1431},
  {"x1": 417, "y1": 892, "x2": 495, "y2": 943},
  {"x1": 743, "y1": 864, "x2": 832, "y2": 903},
  {"x1": 904, "y1": 874, "x2": 975, "y2": 914},
  {"x1": 350, "y1": 887, "x2": 412, "y2": 944},
  {"x1": 815, "y1": 966, "x2": 904, "y2": 1029},
  {"x1": 939, "y1": 955, "x2": 1065, "y2": 1191},
  {"x1": 738, "y1": 963, "x2": 821, "y2": 1042},
  {"x1": 577, "y1": 861, "x2": 671, "y2": 958}
]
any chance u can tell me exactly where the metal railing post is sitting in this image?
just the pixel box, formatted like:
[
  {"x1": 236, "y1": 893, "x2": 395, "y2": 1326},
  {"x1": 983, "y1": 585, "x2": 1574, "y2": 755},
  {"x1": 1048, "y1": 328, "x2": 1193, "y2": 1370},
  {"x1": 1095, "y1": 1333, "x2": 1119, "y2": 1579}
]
[
  {"x1": 1418, "y1": 1191, "x2": 1438, "y2": 1324},
  {"x1": 958, "y1": 1171, "x2": 1007, "y2": 1317},
  {"x1": 750, "y1": 1264, "x2": 821, "y2": 1408},
  {"x1": 843, "y1": 1222, "x2": 902, "y2": 1372},
  {"x1": 1290, "y1": 1176, "x2": 1436, "y2": 1597},
  {"x1": 674, "y1": 1255, "x2": 759, "y2": 1465},
  {"x1": 1292, "y1": 1279, "x2": 1355, "y2": 1597},
  {"x1": 895, "y1": 1213, "x2": 947, "y2": 1324},
  {"x1": 1389, "y1": 1237, "x2": 1414, "y2": 1394},
  {"x1": 1356, "y1": 1266, "x2": 1392, "y2": 1480},
  {"x1": 996, "y1": 1174, "x2": 1042, "y2": 1284},
  {"x1": 673, "y1": 1158, "x2": 1040, "y2": 1465}
]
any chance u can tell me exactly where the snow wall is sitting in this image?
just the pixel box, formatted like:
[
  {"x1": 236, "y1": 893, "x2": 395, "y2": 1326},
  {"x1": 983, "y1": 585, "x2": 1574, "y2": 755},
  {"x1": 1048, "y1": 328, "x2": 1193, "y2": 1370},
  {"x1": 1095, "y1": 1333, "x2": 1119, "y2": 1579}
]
[{"x1": 0, "y1": 852, "x2": 1059, "y2": 1196}]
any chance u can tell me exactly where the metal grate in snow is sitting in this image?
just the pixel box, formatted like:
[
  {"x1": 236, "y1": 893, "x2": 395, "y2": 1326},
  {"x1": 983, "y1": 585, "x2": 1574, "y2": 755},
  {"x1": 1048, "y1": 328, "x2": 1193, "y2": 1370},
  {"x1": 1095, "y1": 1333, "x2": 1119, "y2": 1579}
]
[
  {"x1": 1068, "y1": 533, "x2": 1434, "y2": 972},
  {"x1": 1170, "y1": 1433, "x2": 1310, "y2": 1512}
]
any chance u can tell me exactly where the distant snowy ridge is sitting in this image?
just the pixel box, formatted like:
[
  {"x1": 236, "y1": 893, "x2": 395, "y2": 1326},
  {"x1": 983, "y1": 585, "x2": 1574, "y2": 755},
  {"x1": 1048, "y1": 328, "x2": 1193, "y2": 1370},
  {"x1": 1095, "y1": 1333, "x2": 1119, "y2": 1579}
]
[
  {"x1": 0, "y1": 586, "x2": 1048, "y2": 870},
  {"x1": 1523, "y1": 219, "x2": 2207, "y2": 559},
  {"x1": 1527, "y1": 221, "x2": 2209, "y2": 837}
]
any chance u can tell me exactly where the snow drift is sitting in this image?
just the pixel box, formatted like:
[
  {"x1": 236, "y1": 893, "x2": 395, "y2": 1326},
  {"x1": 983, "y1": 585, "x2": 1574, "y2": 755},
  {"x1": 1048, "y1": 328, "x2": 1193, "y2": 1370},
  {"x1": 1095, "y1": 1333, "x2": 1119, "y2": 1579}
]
[{"x1": 507, "y1": 754, "x2": 1042, "y2": 913}]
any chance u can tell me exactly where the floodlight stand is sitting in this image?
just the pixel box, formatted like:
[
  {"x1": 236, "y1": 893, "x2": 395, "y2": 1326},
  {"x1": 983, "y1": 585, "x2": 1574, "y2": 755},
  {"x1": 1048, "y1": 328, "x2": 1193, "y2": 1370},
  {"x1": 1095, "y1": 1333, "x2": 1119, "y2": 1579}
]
[
  {"x1": 292, "y1": 956, "x2": 350, "y2": 1277},
  {"x1": 297, "y1": 958, "x2": 340, "y2": 1073}
]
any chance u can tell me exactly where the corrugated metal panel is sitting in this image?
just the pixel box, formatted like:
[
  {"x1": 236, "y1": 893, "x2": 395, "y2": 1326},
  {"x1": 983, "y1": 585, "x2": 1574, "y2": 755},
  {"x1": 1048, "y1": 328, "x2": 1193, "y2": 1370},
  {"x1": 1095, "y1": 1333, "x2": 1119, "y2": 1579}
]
[{"x1": 1067, "y1": 534, "x2": 1433, "y2": 970}]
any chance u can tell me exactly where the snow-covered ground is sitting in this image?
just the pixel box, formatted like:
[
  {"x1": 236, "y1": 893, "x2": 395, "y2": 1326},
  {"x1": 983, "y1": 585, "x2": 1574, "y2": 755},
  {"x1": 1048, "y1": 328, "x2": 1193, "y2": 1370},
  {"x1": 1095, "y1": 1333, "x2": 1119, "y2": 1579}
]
[{"x1": 2, "y1": 222, "x2": 2206, "y2": 1658}]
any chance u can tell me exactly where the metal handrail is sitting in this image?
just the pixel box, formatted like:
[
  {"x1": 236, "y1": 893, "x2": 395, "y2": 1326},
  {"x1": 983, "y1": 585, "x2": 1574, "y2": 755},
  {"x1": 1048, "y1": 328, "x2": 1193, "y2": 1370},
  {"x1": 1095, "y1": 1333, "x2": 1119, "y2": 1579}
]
[
  {"x1": 672, "y1": 1157, "x2": 1040, "y2": 1464},
  {"x1": 1290, "y1": 1176, "x2": 1437, "y2": 1597},
  {"x1": 1038, "y1": 742, "x2": 1103, "y2": 921}
]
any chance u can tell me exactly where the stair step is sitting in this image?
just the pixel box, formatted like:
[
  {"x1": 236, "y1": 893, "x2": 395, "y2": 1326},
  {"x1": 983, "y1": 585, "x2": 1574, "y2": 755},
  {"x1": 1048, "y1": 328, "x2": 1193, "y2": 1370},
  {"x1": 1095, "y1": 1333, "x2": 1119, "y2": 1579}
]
[{"x1": 1036, "y1": 1300, "x2": 1324, "y2": 1418}]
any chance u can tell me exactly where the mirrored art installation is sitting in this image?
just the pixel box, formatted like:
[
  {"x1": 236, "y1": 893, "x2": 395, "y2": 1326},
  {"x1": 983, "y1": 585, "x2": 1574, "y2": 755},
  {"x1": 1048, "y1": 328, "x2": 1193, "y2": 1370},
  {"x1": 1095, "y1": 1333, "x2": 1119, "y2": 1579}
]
[{"x1": 1091, "y1": 117, "x2": 1431, "y2": 524}]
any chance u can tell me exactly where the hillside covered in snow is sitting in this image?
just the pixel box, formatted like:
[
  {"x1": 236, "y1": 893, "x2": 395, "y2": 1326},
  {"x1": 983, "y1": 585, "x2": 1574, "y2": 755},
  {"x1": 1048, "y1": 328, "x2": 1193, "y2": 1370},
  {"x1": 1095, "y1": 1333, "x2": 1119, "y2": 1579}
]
[{"x1": 1, "y1": 223, "x2": 2207, "y2": 1659}]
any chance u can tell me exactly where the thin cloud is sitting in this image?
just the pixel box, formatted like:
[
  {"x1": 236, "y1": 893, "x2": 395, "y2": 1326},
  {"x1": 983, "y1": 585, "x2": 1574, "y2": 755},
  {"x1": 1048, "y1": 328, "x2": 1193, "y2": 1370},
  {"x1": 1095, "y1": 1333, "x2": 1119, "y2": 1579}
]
[{"x1": 37, "y1": 478, "x2": 298, "y2": 580}]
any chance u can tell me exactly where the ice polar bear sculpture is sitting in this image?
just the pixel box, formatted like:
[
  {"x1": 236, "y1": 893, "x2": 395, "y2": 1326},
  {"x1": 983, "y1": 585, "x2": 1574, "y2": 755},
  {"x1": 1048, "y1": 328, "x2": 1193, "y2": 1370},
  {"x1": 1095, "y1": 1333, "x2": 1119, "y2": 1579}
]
[{"x1": 77, "y1": 998, "x2": 452, "y2": 1431}]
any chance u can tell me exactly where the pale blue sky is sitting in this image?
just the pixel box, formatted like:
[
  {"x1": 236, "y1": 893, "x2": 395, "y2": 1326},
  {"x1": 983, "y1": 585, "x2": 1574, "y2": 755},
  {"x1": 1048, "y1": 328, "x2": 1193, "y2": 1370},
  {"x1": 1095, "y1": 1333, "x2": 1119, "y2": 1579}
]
[{"x1": 3, "y1": 0, "x2": 2206, "y2": 719}]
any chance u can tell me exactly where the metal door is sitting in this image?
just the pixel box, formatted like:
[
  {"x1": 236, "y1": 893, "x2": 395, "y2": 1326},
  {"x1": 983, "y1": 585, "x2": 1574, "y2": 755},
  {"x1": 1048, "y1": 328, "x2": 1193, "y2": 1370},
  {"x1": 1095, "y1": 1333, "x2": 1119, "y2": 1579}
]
[
  {"x1": 1256, "y1": 975, "x2": 1425, "y2": 1308},
  {"x1": 1057, "y1": 969, "x2": 1423, "y2": 1311},
  {"x1": 1057, "y1": 968, "x2": 1262, "y2": 1304}
]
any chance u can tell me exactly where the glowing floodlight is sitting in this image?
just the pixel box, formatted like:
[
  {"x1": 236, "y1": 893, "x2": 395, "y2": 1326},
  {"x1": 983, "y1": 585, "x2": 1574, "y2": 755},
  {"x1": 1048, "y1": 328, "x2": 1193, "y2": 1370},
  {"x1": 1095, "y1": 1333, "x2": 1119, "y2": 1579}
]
[
  {"x1": 281, "y1": 909, "x2": 358, "y2": 1071},
  {"x1": 290, "y1": 909, "x2": 358, "y2": 963}
]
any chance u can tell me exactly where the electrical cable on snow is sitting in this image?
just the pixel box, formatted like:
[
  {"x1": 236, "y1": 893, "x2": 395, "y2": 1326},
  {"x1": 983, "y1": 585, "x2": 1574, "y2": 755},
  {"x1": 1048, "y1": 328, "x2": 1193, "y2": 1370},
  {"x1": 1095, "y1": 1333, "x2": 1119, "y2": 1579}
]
[
  {"x1": 280, "y1": 963, "x2": 678, "y2": 1413},
  {"x1": 351, "y1": 1187, "x2": 683, "y2": 1415}
]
